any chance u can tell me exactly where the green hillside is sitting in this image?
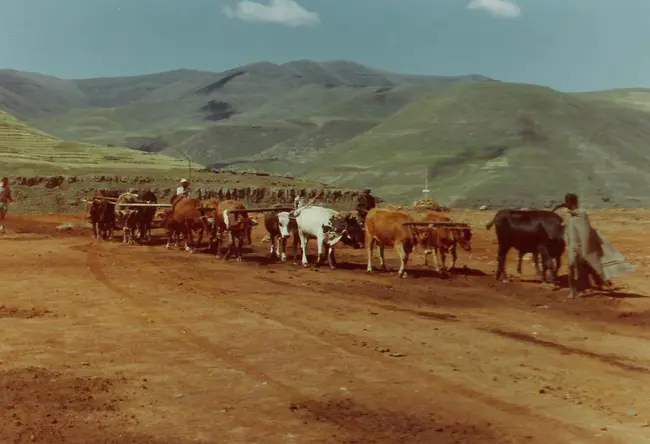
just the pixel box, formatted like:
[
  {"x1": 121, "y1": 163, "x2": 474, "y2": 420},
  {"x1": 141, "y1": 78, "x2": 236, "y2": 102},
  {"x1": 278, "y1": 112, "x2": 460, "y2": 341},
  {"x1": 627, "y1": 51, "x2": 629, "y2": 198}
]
[
  {"x1": 1, "y1": 61, "x2": 492, "y2": 166},
  {"x1": 231, "y1": 82, "x2": 650, "y2": 207},
  {"x1": 576, "y1": 88, "x2": 650, "y2": 113},
  {"x1": 0, "y1": 109, "x2": 191, "y2": 176}
]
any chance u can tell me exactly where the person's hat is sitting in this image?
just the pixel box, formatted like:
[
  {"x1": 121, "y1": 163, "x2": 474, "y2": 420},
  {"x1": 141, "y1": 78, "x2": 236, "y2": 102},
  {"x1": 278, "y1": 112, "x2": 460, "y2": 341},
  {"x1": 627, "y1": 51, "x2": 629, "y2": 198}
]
[{"x1": 180, "y1": 178, "x2": 189, "y2": 183}]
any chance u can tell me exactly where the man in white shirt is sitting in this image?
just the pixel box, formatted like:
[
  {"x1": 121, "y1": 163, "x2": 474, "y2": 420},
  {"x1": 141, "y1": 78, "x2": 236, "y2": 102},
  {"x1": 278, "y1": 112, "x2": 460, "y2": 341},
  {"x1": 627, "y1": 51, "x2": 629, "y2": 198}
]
[
  {"x1": 171, "y1": 179, "x2": 190, "y2": 206},
  {"x1": 177, "y1": 179, "x2": 190, "y2": 197}
]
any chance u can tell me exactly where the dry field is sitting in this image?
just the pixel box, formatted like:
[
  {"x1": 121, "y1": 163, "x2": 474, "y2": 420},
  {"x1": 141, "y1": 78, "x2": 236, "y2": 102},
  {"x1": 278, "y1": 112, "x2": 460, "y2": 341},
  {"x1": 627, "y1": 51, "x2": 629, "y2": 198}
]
[{"x1": 1, "y1": 209, "x2": 650, "y2": 443}]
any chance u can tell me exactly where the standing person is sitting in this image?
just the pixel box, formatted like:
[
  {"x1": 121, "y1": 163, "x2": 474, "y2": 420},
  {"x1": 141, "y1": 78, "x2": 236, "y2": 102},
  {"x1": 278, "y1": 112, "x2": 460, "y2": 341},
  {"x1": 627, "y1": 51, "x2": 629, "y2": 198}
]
[
  {"x1": 553, "y1": 193, "x2": 635, "y2": 298},
  {"x1": 0, "y1": 177, "x2": 14, "y2": 231},
  {"x1": 355, "y1": 188, "x2": 376, "y2": 226},
  {"x1": 293, "y1": 190, "x2": 307, "y2": 211}
]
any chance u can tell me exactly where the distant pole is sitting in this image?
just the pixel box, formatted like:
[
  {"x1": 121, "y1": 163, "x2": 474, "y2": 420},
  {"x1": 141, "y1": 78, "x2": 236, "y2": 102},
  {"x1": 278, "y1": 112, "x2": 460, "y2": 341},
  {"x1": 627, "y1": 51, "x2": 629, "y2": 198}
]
[
  {"x1": 422, "y1": 168, "x2": 430, "y2": 199},
  {"x1": 171, "y1": 146, "x2": 193, "y2": 182}
]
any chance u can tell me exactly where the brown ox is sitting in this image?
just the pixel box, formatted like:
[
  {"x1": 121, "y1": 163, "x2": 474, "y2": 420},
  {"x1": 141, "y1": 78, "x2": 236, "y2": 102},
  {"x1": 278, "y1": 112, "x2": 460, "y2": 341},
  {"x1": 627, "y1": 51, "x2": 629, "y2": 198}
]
[
  {"x1": 365, "y1": 208, "x2": 418, "y2": 278},
  {"x1": 419, "y1": 212, "x2": 472, "y2": 271},
  {"x1": 163, "y1": 196, "x2": 203, "y2": 253},
  {"x1": 215, "y1": 200, "x2": 256, "y2": 261}
]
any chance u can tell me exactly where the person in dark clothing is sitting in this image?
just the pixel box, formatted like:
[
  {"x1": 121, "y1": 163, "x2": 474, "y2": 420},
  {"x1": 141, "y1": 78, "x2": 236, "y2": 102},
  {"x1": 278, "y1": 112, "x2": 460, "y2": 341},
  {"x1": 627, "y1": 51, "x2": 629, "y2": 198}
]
[{"x1": 356, "y1": 189, "x2": 376, "y2": 225}]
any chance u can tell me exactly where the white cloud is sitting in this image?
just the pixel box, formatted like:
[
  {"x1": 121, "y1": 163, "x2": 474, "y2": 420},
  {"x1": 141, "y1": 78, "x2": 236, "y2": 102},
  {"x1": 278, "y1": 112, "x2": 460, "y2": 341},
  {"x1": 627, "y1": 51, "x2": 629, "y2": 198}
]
[
  {"x1": 223, "y1": 0, "x2": 320, "y2": 27},
  {"x1": 467, "y1": 0, "x2": 521, "y2": 19}
]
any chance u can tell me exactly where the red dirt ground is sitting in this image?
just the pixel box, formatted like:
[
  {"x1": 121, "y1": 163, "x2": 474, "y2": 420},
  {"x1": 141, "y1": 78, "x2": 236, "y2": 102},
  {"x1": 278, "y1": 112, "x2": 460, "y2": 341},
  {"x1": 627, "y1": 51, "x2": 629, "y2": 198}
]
[{"x1": 2, "y1": 209, "x2": 650, "y2": 443}]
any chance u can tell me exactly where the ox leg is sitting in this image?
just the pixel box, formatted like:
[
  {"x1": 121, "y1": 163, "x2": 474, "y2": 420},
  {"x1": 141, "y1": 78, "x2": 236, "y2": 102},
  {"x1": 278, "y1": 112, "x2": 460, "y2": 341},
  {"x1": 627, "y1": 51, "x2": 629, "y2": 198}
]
[
  {"x1": 236, "y1": 234, "x2": 244, "y2": 262},
  {"x1": 92, "y1": 222, "x2": 98, "y2": 239},
  {"x1": 299, "y1": 231, "x2": 309, "y2": 267},
  {"x1": 440, "y1": 249, "x2": 448, "y2": 272},
  {"x1": 269, "y1": 234, "x2": 277, "y2": 259},
  {"x1": 197, "y1": 224, "x2": 204, "y2": 246},
  {"x1": 223, "y1": 232, "x2": 235, "y2": 260},
  {"x1": 423, "y1": 249, "x2": 430, "y2": 267},
  {"x1": 377, "y1": 244, "x2": 387, "y2": 271},
  {"x1": 450, "y1": 244, "x2": 458, "y2": 270},
  {"x1": 516, "y1": 252, "x2": 524, "y2": 275},
  {"x1": 537, "y1": 245, "x2": 554, "y2": 285},
  {"x1": 496, "y1": 245, "x2": 510, "y2": 282},
  {"x1": 314, "y1": 236, "x2": 326, "y2": 268},
  {"x1": 280, "y1": 236, "x2": 288, "y2": 262},
  {"x1": 431, "y1": 248, "x2": 441, "y2": 272},
  {"x1": 366, "y1": 237, "x2": 376, "y2": 272},
  {"x1": 533, "y1": 253, "x2": 543, "y2": 277},
  {"x1": 214, "y1": 232, "x2": 223, "y2": 259},
  {"x1": 185, "y1": 228, "x2": 195, "y2": 254},
  {"x1": 396, "y1": 244, "x2": 409, "y2": 278},
  {"x1": 291, "y1": 234, "x2": 299, "y2": 264},
  {"x1": 327, "y1": 245, "x2": 337, "y2": 270}
]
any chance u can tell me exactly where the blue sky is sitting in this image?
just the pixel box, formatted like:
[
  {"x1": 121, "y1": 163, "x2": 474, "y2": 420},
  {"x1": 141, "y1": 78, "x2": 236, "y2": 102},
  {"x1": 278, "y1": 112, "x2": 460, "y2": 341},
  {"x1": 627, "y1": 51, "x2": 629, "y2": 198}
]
[{"x1": 0, "y1": 0, "x2": 649, "y2": 92}]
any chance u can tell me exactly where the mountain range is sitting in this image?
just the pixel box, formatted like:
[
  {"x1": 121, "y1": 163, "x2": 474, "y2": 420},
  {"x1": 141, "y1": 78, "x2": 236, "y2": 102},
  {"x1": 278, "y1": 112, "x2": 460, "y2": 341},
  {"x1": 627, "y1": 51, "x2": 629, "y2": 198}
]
[{"x1": 2, "y1": 59, "x2": 650, "y2": 207}]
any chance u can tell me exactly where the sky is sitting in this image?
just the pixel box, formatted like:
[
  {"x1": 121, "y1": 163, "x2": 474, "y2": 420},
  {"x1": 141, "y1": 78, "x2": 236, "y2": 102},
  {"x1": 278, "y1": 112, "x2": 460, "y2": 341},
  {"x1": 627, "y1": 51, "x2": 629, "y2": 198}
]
[{"x1": 1, "y1": 0, "x2": 649, "y2": 92}]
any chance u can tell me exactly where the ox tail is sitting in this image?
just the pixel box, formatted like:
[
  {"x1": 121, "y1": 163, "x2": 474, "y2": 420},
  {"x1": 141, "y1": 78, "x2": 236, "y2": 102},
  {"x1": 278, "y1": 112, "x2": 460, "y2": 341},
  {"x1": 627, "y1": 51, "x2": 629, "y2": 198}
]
[{"x1": 485, "y1": 216, "x2": 496, "y2": 231}]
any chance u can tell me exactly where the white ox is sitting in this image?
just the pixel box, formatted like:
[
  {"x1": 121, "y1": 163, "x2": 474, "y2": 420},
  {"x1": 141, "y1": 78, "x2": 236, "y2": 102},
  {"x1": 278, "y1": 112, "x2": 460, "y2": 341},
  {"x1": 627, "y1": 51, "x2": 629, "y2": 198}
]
[
  {"x1": 114, "y1": 192, "x2": 140, "y2": 245},
  {"x1": 291, "y1": 206, "x2": 364, "y2": 269}
]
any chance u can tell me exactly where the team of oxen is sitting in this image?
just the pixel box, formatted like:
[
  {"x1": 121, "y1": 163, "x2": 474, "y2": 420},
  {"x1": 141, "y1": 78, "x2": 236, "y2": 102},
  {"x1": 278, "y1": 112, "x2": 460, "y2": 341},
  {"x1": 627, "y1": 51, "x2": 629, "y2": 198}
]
[{"x1": 85, "y1": 190, "x2": 569, "y2": 286}]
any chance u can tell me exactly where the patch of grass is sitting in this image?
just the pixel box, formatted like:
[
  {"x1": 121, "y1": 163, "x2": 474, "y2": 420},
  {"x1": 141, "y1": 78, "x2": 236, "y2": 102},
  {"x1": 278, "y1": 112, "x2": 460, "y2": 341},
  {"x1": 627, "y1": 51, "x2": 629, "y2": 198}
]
[{"x1": 285, "y1": 82, "x2": 650, "y2": 207}]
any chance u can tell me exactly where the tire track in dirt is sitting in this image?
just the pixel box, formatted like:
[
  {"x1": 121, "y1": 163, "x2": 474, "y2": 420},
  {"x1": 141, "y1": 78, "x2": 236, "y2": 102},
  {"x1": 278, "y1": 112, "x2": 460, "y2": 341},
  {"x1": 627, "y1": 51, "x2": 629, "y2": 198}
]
[
  {"x1": 84, "y1": 246, "x2": 519, "y2": 443},
  {"x1": 255, "y1": 270, "x2": 650, "y2": 377},
  {"x1": 95, "y1": 244, "x2": 631, "y2": 443}
]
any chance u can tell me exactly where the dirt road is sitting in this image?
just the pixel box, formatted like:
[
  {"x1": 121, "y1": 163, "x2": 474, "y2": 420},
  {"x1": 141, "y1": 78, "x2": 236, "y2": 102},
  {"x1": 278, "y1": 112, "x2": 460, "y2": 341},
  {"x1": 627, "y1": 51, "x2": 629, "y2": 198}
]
[{"x1": 2, "y1": 210, "x2": 650, "y2": 443}]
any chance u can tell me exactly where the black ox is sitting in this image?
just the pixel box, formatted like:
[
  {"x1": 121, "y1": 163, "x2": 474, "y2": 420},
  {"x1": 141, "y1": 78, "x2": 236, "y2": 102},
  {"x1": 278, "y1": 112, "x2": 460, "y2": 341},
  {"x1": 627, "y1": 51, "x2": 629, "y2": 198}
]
[
  {"x1": 486, "y1": 209, "x2": 565, "y2": 284},
  {"x1": 136, "y1": 190, "x2": 158, "y2": 243},
  {"x1": 89, "y1": 200, "x2": 116, "y2": 240}
]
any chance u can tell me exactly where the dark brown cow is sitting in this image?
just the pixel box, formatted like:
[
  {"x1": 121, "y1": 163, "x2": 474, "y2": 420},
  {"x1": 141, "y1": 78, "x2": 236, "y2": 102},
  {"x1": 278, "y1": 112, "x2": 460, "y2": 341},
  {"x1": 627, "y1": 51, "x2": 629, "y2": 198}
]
[
  {"x1": 88, "y1": 200, "x2": 115, "y2": 240},
  {"x1": 365, "y1": 208, "x2": 418, "y2": 278},
  {"x1": 215, "y1": 200, "x2": 256, "y2": 261},
  {"x1": 198, "y1": 198, "x2": 221, "y2": 251},
  {"x1": 419, "y1": 212, "x2": 472, "y2": 271}
]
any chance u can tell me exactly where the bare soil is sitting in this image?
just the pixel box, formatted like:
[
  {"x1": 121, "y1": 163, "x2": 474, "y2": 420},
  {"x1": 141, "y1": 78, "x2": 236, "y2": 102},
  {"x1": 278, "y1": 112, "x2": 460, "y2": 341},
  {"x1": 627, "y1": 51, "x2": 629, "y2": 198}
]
[{"x1": 2, "y1": 209, "x2": 650, "y2": 443}]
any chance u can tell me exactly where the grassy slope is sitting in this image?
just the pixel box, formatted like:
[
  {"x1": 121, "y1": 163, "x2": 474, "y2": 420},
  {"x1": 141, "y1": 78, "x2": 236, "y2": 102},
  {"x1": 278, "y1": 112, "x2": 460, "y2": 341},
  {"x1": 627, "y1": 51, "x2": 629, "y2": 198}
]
[
  {"x1": 11, "y1": 61, "x2": 492, "y2": 166},
  {"x1": 249, "y1": 82, "x2": 650, "y2": 207},
  {"x1": 576, "y1": 88, "x2": 650, "y2": 113},
  {"x1": 0, "y1": 109, "x2": 191, "y2": 176}
]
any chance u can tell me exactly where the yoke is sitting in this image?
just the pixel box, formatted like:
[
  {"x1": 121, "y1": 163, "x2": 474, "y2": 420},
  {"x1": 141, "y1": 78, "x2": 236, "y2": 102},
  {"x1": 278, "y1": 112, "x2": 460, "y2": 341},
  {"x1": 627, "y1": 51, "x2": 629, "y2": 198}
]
[{"x1": 402, "y1": 222, "x2": 471, "y2": 229}]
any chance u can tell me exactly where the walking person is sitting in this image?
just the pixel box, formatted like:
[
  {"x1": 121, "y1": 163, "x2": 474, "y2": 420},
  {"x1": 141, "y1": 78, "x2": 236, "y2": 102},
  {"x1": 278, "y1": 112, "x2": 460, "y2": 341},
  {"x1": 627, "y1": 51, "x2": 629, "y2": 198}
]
[
  {"x1": 0, "y1": 177, "x2": 14, "y2": 232},
  {"x1": 355, "y1": 188, "x2": 376, "y2": 227},
  {"x1": 553, "y1": 193, "x2": 635, "y2": 298}
]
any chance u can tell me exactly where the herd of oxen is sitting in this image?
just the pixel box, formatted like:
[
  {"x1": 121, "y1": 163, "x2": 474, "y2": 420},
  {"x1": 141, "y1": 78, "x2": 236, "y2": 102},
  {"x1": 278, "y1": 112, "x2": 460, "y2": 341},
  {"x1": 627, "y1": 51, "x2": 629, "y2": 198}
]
[{"x1": 85, "y1": 189, "x2": 568, "y2": 285}]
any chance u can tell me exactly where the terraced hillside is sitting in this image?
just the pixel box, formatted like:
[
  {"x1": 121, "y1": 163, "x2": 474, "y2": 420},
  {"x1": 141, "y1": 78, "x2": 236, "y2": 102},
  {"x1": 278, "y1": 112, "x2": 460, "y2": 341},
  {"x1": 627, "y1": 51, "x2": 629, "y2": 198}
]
[
  {"x1": 231, "y1": 82, "x2": 650, "y2": 208},
  {"x1": 0, "y1": 109, "x2": 190, "y2": 176}
]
